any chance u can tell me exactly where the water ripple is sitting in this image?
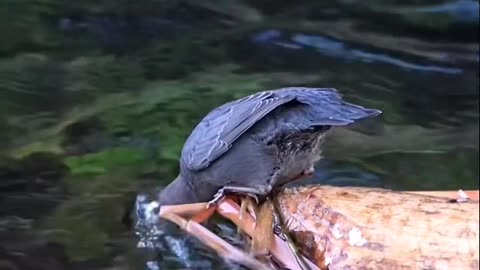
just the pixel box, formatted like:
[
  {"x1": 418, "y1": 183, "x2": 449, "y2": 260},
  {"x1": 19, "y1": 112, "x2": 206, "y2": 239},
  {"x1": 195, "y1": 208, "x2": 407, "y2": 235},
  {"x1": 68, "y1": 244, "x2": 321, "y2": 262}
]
[{"x1": 252, "y1": 30, "x2": 465, "y2": 75}]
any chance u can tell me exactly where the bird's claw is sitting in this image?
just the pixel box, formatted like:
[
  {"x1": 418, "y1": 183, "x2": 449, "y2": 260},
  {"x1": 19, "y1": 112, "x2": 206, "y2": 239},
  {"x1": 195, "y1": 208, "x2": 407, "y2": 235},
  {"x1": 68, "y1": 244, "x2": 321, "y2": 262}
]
[
  {"x1": 207, "y1": 187, "x2": 261, "y2": 208},
  {"x1": 301, "y1": 166, "x2": 315, "y2": 178},
  {"x1": 207, "y1": 188, "x2": 226, "y2": 208},
  {"x1": 245, "y1": 193, "x2": 260, "y2": 205},
  {"x1": 273, "y1": 224, "x2": 281, "y2": 235}
]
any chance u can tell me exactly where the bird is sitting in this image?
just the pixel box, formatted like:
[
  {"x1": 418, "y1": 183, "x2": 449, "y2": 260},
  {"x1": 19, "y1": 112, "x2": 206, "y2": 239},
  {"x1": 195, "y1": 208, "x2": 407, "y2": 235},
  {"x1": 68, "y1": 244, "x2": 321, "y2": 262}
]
[{"x1": 155, "y1": 87, "x2": 382, "y2": 208}]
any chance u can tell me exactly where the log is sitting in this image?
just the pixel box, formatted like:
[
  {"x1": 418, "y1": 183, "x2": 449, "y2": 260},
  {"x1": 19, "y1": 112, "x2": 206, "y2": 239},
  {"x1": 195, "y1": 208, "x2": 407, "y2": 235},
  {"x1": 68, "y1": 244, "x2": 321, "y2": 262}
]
[{"x1": 274, "y1": 186, "x2": 479, "y2": 270}]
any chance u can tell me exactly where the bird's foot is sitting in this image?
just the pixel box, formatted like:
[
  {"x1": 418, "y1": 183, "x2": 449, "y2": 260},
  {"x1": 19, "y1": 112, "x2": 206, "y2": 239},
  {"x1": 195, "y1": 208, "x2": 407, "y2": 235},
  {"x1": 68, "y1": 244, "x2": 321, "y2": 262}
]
[
  {"x1": 291, "y1": 166, "x2": 315, "y2": 182},
  {"x1": 273, "y1": 224, "x2": 283, "y2": 238},
  {"x1": 207, "y1": 188, "x2": 228, "y2": 208},
  {"x1": 207, "y1": 186, "x2": 268, "y2": 208},
  {"x1": 302, "y1": 166, "x2": 315, "y2": 177}
]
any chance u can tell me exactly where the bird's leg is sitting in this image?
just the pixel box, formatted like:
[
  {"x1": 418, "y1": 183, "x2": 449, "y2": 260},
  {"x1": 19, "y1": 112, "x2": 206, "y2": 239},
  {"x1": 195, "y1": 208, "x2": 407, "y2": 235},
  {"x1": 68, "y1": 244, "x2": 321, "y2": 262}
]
[{"x1": 207, "y1": 185, "x2": 270, "y2": 208}]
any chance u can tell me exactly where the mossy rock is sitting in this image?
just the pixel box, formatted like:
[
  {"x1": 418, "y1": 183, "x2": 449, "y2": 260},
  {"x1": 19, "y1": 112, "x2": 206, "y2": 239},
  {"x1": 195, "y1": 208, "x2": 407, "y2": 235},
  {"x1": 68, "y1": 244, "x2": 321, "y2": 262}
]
[{"x1": 0, "y1": 152, "x2": 67, "y2": 190}]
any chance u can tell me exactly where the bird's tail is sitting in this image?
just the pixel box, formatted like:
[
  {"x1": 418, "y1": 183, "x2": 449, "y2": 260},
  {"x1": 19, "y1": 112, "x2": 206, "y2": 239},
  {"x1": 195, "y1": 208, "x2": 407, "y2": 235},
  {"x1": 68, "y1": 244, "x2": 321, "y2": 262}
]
[
  {"x1": 313, "y1": 101, "x2": 382, "y2": 127},
  {"x1": 341, "y1": 101, "x2": 382, "y2": 121}
]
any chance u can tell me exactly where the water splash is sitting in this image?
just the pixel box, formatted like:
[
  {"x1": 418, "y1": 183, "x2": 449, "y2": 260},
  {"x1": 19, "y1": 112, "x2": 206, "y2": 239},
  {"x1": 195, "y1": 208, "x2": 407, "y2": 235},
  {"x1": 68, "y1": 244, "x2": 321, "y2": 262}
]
[{"x1": 134, "y1": 194, "x2": 201, "y2": 269}]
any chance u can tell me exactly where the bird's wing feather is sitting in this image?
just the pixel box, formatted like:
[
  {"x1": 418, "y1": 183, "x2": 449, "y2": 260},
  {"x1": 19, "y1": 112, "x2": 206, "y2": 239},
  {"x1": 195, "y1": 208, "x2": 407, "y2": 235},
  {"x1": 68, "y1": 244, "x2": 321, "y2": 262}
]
[
  {"x1": 182, "y1": 91, "x2": 296, "y2": 171},
  {"x1": 294, "y1": 88, "x2": 382, "y2": 125}
]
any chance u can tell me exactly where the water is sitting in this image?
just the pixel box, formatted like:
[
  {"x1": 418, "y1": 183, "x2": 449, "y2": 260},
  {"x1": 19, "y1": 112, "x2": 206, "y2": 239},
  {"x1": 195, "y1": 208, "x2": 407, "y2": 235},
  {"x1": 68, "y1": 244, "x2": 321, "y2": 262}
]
[{"x1": 0, "y1": 1, "x2": 478, "y2": 269}]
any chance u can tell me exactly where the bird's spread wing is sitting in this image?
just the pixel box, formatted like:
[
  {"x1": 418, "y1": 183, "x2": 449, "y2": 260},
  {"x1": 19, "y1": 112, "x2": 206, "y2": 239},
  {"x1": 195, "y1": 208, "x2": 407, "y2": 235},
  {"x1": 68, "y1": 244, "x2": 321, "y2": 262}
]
[{"x1": 182, "y1": 91, "x2": 296, "y2": 171}]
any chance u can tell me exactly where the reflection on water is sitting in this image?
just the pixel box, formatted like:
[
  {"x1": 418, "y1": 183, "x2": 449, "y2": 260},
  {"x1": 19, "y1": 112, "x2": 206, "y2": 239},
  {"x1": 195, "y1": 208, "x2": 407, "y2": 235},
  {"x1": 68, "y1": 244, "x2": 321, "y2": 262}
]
[
  {"x1": 252, "y1": 30, "x2": 464, "y2": 74},
  {"x1": 0, "y1": 1, "x2": 478, "y2": 269}
]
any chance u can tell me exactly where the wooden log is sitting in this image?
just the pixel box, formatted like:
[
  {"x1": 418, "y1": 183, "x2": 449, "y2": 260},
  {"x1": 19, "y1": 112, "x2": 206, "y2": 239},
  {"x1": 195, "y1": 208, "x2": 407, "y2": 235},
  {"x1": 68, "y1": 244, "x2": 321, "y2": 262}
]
[
  {"x1": 406, "y1": 190, "x2": 479, "y2": 201},
  {"x1": 275, "y1": 186, "x2": 479, "y2": 270}
]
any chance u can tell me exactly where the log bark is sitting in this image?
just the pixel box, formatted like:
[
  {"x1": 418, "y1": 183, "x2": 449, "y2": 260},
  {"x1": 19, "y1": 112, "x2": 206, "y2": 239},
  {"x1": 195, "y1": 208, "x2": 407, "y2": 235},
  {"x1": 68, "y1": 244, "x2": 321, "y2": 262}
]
[{"x1": 275, "y1": 186, "x2": 479, "y2": 270}]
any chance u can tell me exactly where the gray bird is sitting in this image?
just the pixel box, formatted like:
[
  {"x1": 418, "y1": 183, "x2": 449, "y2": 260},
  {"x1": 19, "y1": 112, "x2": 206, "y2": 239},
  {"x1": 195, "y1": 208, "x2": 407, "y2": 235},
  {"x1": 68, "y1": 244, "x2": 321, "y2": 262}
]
[{"x1": 155, "y1": 87, "x2": 382, "y2": 207}]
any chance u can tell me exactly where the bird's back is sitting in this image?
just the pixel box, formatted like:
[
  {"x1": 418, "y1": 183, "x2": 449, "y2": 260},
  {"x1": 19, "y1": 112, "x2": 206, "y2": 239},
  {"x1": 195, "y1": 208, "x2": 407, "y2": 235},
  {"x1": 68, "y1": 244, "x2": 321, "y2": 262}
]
[{"x1": 181, "y1": 87, "x2": 381, "y2": 173}]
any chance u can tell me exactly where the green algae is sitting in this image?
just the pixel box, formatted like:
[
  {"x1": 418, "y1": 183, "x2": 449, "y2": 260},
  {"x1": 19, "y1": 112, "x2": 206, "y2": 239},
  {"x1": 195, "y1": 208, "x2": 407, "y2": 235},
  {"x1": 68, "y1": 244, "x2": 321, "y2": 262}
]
[
  {"x1": 6, "y1": 64, "x2": 268, "y2": 159},
  {"x1": 65, "y1": 148, "x2": 146, "y2": 176}
]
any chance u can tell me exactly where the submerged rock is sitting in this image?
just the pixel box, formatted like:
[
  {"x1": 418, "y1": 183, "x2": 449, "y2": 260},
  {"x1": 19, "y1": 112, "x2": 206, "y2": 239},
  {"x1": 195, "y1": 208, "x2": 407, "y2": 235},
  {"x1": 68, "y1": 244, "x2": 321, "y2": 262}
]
[{"x1": 0, "y1": 153, "x2": 67, "y2": 193}]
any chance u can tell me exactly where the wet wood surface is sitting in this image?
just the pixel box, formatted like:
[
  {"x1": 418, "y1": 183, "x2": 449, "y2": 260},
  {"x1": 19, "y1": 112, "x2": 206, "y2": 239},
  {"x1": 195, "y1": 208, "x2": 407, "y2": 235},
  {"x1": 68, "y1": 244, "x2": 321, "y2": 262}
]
[{"x1": 274, "y1": 186, "x2": 479, "y2": 269}]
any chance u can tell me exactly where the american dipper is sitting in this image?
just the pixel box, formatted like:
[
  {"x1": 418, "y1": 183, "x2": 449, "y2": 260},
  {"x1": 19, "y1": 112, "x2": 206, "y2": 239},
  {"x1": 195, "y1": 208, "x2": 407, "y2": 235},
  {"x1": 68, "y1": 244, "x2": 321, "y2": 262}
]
[{"x1": 155, "y1": 87, "x2": 382, "y2": 208}]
